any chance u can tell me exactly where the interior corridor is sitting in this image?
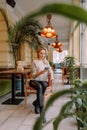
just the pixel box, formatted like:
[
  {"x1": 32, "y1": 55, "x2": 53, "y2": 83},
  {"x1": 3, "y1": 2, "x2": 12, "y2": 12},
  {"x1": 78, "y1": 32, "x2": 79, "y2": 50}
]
[{"x1": 0, "y1": 70, "x2": 77, "y2": 130}]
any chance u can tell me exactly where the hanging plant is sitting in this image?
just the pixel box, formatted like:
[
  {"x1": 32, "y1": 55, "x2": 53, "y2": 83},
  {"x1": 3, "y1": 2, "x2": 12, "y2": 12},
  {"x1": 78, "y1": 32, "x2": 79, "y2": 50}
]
[{"x1": 8, "y1": 17, "x2": 43, "y2": 67}]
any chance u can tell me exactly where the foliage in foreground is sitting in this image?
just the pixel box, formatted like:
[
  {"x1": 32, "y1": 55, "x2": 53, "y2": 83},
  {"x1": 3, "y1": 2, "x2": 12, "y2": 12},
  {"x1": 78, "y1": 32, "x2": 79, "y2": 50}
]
[{"x1": 33, "y1": 84, "x2": 87, "y2": 130}]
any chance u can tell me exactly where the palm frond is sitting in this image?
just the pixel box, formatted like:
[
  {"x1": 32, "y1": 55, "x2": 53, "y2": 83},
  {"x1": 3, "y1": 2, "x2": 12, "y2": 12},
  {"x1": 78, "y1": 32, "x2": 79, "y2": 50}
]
[
  {"x1": 27, "y1": 3, "x2": 87, "y2": 24},
  {"x1": 8, "y1": 18, "x2": 42, "y2": 45},
  {"x1": 8, "y1": 16, "x2": 43, "y2": 63}
]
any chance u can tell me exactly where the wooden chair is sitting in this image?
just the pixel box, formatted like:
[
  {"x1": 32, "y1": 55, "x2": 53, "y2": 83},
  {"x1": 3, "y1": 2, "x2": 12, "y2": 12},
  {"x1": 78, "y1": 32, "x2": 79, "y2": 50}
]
[
  {"x1": 24, "y1": 77, "x2": 53, "y2": 108},
  {"x1": 62, "y1": 67, "x2": 69, "y2": 85}
]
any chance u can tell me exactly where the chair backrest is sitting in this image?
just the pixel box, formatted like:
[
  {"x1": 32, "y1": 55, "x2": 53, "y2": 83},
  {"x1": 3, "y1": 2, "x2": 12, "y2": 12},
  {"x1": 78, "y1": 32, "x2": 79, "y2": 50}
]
[
  {"x1": 62, "y1": 67, "x2": 69, "y2": 85},
  {"x1": 62, "y1": 67, "x2": 69, "y2": 76}
]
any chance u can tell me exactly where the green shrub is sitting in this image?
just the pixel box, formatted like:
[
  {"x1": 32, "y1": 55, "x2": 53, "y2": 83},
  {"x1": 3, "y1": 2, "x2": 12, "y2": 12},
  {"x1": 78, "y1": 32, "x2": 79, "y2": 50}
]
[{"x1": 0, "y1": 79, "x2": 11, "y2": 97}]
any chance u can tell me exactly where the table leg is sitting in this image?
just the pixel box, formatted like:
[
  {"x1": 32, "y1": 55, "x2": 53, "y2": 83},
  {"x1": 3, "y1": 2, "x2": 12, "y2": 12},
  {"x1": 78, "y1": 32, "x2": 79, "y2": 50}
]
[
  {"x1": 16, "y1": 74, "x2": 25, "y2": 97},
  {"x1": 12, "y1": 73, "x2": 16, "y2": 101},
  {"x1": 2, "y1": 74, "x2": 23, "y2": 105},
  {"x1": 21, "y1": 74, "x2": 24, "y2": 96}
]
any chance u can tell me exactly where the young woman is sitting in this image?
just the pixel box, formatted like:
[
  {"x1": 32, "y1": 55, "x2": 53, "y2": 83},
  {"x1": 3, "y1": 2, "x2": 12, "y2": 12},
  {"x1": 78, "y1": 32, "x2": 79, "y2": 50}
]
[{"x1": 29, "y1": 47, "x2": 53, "y2": 122}]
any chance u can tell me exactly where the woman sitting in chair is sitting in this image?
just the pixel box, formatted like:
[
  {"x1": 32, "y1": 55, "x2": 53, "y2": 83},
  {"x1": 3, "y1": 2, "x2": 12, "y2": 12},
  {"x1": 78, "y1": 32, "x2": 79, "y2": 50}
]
[{"x1": 29, "y1": 47, "x2": 53, "y2": 122}]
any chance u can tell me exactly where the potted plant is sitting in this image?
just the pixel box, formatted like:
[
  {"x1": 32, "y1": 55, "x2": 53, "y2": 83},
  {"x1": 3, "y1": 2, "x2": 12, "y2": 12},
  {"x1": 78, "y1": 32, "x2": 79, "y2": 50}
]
[
  {"x1": 8, "y1": 18, "x2": 43, "y2": 68},
  {"x1": 72, "y1": 79, "x2": 87, "y2": 130},
  {"x1": 63, "y1": 55, "x2": 77, "y2": 85}
]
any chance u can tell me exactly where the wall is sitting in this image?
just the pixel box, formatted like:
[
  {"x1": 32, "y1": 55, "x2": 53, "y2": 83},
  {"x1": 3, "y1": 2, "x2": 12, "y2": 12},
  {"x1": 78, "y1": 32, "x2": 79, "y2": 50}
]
[
  {"x1": 20, "y1": 43, "x2": 37, "y2": 65},
  {"x1": 0, "y1": 10, "x2": 14, "y2": 68},
  {"x1": 84, "y1": 27, "x2": 87, "y2": 63},
  {"x1": 69, "y1": 21, "x2": 80, "y2": 66}
]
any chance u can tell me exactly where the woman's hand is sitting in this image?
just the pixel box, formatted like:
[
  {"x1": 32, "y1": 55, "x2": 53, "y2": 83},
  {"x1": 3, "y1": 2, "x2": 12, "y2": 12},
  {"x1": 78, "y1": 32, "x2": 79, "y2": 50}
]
[
  {"x1": 34, "y1": 69, "x2": 48, "y2": 78},
  {"x1": 39, "y1": 69, "x2": 48, "y2": 75}
]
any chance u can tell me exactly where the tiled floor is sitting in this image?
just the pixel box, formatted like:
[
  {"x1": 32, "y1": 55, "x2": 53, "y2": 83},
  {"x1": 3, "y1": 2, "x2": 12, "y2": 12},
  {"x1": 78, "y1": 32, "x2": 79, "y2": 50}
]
[{"x1": 0, "y1": 70, "x2": 77, "y2": 130}]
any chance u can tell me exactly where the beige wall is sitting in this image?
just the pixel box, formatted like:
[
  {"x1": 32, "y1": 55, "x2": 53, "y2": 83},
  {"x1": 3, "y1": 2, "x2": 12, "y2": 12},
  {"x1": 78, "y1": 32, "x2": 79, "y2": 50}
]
[
  {"x1": 73, "y1": 0, "x2": 80, "y2": 5},
  {"x1": 84, "y1": 27, "x2": 87, "y2": 63},
  {"x1": 21, "y1": 43, "x2": 37, "y2": 65},
  {"x1": 0, "y1": 10, "x2": 14, "y2": 68},
  {"x1": 69, "y1": 21, "x2": 80, "y2": 66},
  {"x1": 73, "y1": 23, "x2": 80, "y2": 65},
  {"x1": 48, "y1": 47, "x2": 53, "y2": 63}
]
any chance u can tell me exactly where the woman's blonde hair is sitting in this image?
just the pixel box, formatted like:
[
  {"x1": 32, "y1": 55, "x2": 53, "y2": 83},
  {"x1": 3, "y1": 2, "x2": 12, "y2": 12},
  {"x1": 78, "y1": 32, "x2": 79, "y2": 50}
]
[
  {"x1": 37, "y1": 47, "x2": 48, "y2": 64},
  {"x1": 37, "y1": 47, "x2": 48, "y2": 58}
]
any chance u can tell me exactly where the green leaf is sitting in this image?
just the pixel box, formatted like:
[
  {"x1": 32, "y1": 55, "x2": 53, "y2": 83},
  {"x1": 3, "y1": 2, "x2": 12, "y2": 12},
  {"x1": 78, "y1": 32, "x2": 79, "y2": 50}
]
[
  {"x1": 53, "y1": 101, "x2": 73, "y2": 130},
  {"x1": 28, "y1": 3, "x2": 87, "y2": 24},
  {"x1": 33, "y1": 89, "x2": 73, "y2": 130},
  {"x1": 76, "y1": 98, "x2": 83, "y2": 106},
  {"x1": 33, "y1": 87, "x2": 86, "y2": 130}
]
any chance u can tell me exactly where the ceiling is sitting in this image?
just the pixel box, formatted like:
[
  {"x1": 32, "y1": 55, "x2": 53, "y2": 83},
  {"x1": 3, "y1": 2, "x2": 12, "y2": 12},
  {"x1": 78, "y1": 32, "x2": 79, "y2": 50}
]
[{"x1": 6, "y1": 0, "x2": 78, "y2": 50}]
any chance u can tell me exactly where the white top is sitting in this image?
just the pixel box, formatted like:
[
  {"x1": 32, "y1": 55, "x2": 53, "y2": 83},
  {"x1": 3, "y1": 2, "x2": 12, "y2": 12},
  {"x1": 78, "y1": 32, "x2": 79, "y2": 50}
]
[{"x1": 32, "y1": 59, "x2": 53, "y2": 81}]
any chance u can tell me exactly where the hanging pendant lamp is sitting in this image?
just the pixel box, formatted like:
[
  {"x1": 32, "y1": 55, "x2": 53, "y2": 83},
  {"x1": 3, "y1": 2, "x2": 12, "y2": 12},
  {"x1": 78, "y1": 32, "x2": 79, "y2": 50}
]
[
  {"x1": 51, "y1": 35, "x2": 62, "y2": 48},
  {"x1": 40, "y1": 14, "x2": 57, "y2": 38},
  {"x1": 56, "y1": 47, "x2": 63, "y2": 52},
  {"x1": 51, "y1": 35, "x2": 63, "y2": 52}
]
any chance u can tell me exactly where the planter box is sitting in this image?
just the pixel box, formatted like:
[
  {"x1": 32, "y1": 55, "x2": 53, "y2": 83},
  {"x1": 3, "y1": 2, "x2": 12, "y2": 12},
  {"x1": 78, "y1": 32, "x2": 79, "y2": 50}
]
[{"x1": 0, "y1": 79, "x2": 11, "y2": 97}]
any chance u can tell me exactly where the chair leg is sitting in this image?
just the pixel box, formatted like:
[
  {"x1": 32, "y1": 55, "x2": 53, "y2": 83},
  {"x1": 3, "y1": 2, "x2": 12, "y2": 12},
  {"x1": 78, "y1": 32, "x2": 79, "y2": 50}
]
[
  {"x1": 43, "y1": 95, "x2": 46, "y2": 106},
  {"x1": 24, "y1": 86, "x2": 27, "y2": 108},
  {"x1": 43, "y1": 89, "x2": 53, "y2": 106},
  {"x1": 62, "y1": 77, "x2": 64, "y2": 85}
]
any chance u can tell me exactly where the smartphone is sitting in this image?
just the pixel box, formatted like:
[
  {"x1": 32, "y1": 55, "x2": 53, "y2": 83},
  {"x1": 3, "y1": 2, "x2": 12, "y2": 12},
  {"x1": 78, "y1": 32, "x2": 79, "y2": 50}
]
[{"x1": 44, "y1": 67, "x2": 49, "y2": 70}]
